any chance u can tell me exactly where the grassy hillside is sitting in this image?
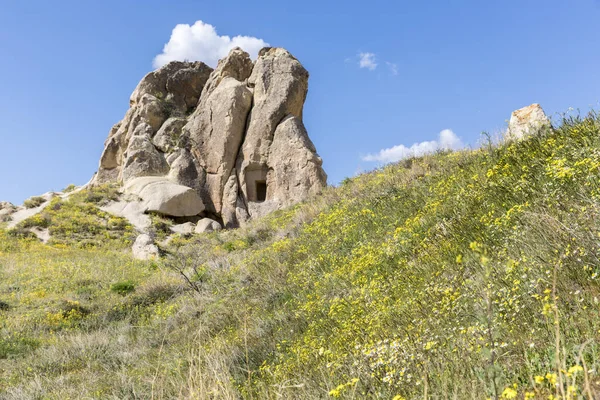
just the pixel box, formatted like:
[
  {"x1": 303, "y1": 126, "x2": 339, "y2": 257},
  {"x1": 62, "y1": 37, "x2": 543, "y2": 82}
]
[{"x1": 1, "y1": 112, "x2": 600, "y2": 399}]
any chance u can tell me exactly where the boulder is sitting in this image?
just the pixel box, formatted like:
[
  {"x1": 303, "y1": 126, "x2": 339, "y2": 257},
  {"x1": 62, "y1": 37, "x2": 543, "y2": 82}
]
[
  {"x1": 507, "y1": 103, "x2": 551, "y2": 140},
  {"x1": 132, "y1": 234, "x2": 159, "y2": 260},
  {"x1": 195, "y1": 218, "x2": 222, "y2": 233},
  {"x1": 125, "y1": 177, "x2": 204, "y2": 217},
  {"x1": 170, "y1": 222, "x2": 196, "y2": 235}
]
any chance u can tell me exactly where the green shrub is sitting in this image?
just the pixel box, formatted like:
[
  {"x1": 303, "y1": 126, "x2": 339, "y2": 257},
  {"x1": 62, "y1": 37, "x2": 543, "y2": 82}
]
[
  {"x1": 18, "y1": 212, "x2": 50, "y2": 228},
  {"x1": 23, "y1": 196, "x2": 45, "y2": 209},
  {"x1": 110, "y1": 280, "x2": 136, "y2": 295},
  {"x1": 62, "y1": 184, "x2": 77, "y2": 193}
]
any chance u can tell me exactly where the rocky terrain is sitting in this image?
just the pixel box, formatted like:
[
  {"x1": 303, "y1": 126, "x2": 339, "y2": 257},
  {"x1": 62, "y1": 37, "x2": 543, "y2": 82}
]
[{"x1": 1, "y1": 47, "x2": 328, "y2": 257}]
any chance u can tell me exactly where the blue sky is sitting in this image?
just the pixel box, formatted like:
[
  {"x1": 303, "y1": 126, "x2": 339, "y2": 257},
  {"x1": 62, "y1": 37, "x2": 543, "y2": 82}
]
[{"x1": 1, "y1": 0, "x2": 599, "y2": 204}]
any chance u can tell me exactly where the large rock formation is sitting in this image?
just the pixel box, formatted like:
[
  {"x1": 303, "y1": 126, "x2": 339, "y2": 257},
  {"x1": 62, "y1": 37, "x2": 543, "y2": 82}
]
[{"x1": 93, "y1": 47, "x2": 327, "y2": 227}]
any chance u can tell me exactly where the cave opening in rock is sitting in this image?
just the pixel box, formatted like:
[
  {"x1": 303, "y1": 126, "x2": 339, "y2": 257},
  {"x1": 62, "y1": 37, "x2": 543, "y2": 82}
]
[
  {"x1": 245, "y1": 165, "x2": 269, "y2": 202},
  {"x1": 256, "y1": 180, "x2": 267, "y2": 202}
]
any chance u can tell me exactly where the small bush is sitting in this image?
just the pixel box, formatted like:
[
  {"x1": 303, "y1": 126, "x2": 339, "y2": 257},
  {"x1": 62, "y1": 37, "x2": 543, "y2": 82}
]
[
  {"x1": 6, "y1": 227, "x2": 37, "y2": 240},
  {"x1": 74, "y1": 184, "x2": 120, "y2": 205},
  {"x1": 62, "y1": 184, "x2": 77, "y2": 193},
  {"x1": 110, "y1": 280, "x2": 136, "y2": 295},
  {"x1": 150, "y1": 213, "x2": 174, "y2": 240},
  {"x1": 18, "y1": 212, "x2": 50, "y2": 229},
  {"x1": 0, "y1": 300, "x2": 9, "y2": 311},
  {"x1": 23, "y1": 196, "x2": 45, "y2": 209},
  {"x1": 59, "y1": 300, "x2": 90, "y2": 318}
]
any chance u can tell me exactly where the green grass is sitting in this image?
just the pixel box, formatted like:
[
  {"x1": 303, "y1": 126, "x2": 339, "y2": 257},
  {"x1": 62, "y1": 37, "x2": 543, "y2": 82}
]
[
  {"x1": 13, "y1": 184, "x2": 134, "y2": 249},
  {"x1": 0, "y1": 112, "x2": 599, "y2": 398}
]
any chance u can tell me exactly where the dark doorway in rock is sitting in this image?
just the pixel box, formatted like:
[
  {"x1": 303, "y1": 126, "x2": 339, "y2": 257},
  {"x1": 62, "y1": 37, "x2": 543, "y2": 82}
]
[{"x1": 256, "y1": 180, "x2": 267, "y2": 202}]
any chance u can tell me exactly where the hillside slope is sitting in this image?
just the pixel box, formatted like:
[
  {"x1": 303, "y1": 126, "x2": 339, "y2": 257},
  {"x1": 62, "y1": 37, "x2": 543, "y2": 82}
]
[{"x1": 1, "y1": 113, "x2": 599, "y2": 399}]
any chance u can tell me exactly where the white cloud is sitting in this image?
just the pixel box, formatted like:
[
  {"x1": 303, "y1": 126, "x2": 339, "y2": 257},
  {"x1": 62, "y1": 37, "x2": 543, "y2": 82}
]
[
  {"x1": 386, "y1": 62, "x2": 398, "y2": 75},
  {"x1": 153, "y1": 20, "x2": 269, "y2": 68},
  {"x1": 358, "y1": 52, "x2": 377, "y2": 70},
  {"x1": 362, "y1": 129, "x2": 463, "y2": 163}
]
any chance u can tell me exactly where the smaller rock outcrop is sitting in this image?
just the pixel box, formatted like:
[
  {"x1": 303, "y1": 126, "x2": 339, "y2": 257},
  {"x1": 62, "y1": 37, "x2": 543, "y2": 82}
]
[{"x1": 507, "y1": 104, "x2": 551, "y2": 140}]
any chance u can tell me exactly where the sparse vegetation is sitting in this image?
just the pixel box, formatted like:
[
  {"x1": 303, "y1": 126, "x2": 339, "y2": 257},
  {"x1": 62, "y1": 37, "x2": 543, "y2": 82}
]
[
  {"x1": 13, "y1": 183, "x2": 134, "y2": 248},
  {"x1": 62, "y1": 184, "x2": 77, "y2": 193},
  {"x1": 0, "y1": 112, "x2": 599, "y2": 398},
  {"x1": 22, "y1": 196, "x2": 45, "y2": 209}
]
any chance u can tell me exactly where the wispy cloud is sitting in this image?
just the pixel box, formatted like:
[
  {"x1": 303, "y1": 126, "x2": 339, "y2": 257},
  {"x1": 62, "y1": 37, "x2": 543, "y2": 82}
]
[
  {"x1": 362, "y1": 129, "x2": 463, "y2": 163},
  {"x1": 386, "y1": 62, "x2": 398, "y2": 75},
  {"x1": 358, "y1": 52, "x2": 377, "y2": 70},
  {"x1": 153, "y1": 20, "x2": 268, "y2": 68}
]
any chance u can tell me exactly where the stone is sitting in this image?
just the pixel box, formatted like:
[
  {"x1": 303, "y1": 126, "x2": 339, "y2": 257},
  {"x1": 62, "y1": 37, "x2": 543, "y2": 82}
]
[
  {"x1": 30, "y1": 227, "x2": 50, "y2": 244},
  {"x1": 165, "y1": 63, "x2": 213, "y2": 111},
  {"x1": 507, "y1": 103, "x2": 551, "y2": 140},
  {"x1": 221, "y1": 170, "x2": 241, "y2": 228},
  {"x1": 200, "y1": 47, "x2": 254, "y2": 99},
  {"x1": 132, "y1": 234, "x2": 159, "y2": 260},
  {"x1": 170, "y1": 222, "x2": 196, "y2": 235},
  {"x1": 134, "y1": 94, "x2": 167, "y2": 132},
  {"x1": 195, "y1": 218, "x2": 222, "y2": 234},
  {"x1": 153, "y1": 117, "x2": 186, "y2": 153},
  {"x1": 168, "y1": 149, "x2": 204, "y2": 191},
  {"x1": 236, "y1": 48, "x2": 312, "y2": 205},
  {"x1": 122, "y1": 135, "x2": 169, "y2": 182},
  {"x1": 100, "y1": 200, "x2": 151, "y2": 232},
  {"x1": 185, "y1": 76, "x2": 253, "y2": 213},
  {"x1": 130, "y1": 61, "x2": 212, "y2": 112},
  {"x1": 266, "y1": 116, "x2": 327, "y2": 208},
  {"x1": 124, "y1": 177, "x2": 205, "y2": 217}
]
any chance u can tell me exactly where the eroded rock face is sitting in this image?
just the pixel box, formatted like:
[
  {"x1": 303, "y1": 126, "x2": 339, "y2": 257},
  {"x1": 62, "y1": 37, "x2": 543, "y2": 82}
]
[
  {"x1": 92, "y1": 47, "x2": 327, "y2": 225},
  {"x1": 507, "y1": 104, "x2": 552, "y2": 140}
]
